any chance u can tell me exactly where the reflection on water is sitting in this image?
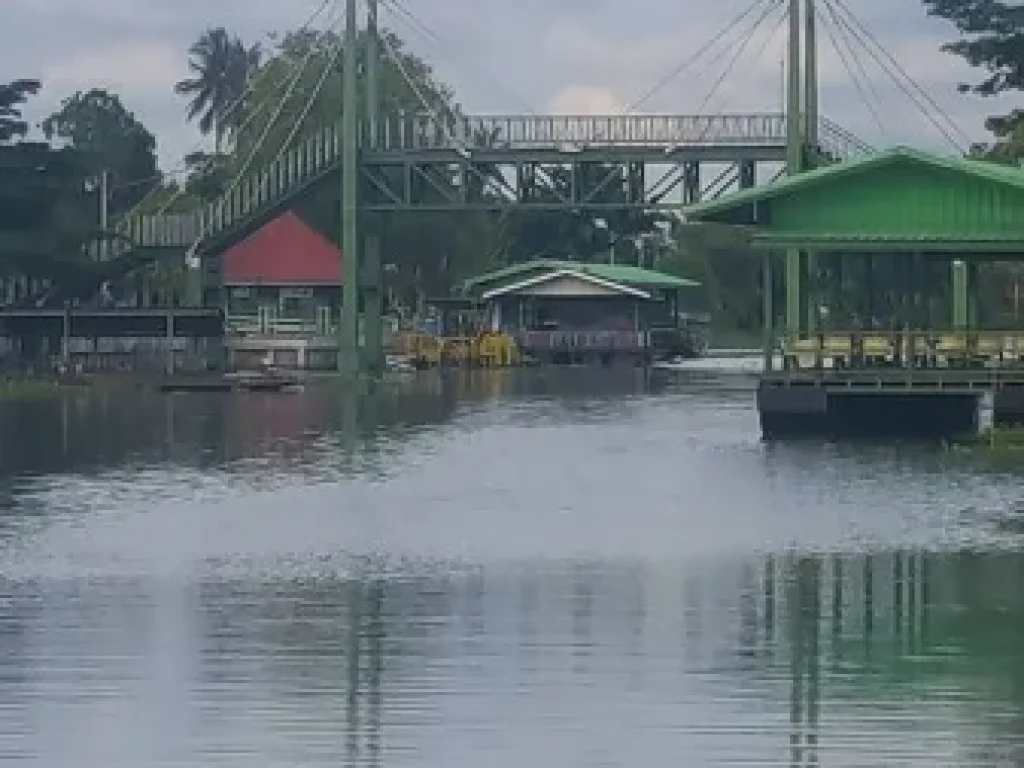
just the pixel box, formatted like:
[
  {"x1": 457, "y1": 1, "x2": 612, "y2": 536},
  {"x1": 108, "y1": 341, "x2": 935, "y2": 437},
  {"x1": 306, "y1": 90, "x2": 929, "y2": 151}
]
[{"x1": 1, "y1": 366, "x2": 1024, "y2": 766}]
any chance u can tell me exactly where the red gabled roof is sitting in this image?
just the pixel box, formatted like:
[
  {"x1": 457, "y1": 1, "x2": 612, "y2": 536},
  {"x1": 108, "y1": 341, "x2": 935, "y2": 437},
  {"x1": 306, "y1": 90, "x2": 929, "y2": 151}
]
[{"x1": 223, "y1": 211, "x2": 341, "y2": 285}]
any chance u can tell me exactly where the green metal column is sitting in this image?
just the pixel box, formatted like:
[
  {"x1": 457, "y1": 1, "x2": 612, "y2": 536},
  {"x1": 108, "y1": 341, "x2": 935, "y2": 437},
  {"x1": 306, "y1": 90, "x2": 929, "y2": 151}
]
[
  {"x1": 802, "y1": 0, "x2": 819, "y2": 336},
  {"x1": 785, "y1": 0, "x2": 803, "y2": 340},
  {"x1": 951, "y1": 259, "x2": 968, "y2": 331},
  {"x1": 363, "y1": 0, "x2": 383, "y2": 375},
  {"x1": 340, "y1": 0, "x2": 362, "y2": 375},
  {"x1": 763, "y1": 250, "x2": 775, "y2": 371},
  {"x1": 803, "y1": 0, "x2": 818, "y2": 147},
  {"x1": 366, "y1": 0, "x2": 380, "y2": 147},
  {"x1": 362, "y1": 234, "x2": 384, "y2": 374}
]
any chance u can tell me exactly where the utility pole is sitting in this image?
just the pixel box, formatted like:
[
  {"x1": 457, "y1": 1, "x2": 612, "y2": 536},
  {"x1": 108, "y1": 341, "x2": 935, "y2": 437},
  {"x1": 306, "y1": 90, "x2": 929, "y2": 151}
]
[{"x1": 340, "y1": 0, "x2": 362, "y2": 375}]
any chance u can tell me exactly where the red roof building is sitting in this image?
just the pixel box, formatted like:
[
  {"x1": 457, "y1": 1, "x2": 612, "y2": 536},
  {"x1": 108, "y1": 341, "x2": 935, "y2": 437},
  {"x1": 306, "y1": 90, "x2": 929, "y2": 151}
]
[{"x1": 222, "y1": 211, "x2": 341, "y2": 286}]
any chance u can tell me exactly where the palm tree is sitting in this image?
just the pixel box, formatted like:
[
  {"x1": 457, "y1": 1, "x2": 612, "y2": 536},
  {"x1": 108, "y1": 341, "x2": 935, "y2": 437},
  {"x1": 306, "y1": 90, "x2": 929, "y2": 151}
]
[{"x1": 174, "y1": 28, "x2": 260, "y2": 153}]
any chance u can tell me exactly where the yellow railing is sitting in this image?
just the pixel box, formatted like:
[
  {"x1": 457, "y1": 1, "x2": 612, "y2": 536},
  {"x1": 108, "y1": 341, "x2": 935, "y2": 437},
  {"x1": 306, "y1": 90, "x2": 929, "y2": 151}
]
[{"x1": 781, "y1": 331, "x2": 1024, "y2": 370}]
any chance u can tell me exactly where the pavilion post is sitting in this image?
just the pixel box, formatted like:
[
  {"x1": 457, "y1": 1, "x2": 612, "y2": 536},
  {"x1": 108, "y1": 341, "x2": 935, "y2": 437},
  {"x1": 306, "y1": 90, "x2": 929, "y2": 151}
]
[
  {"x1": 951, "y1": 259, "x2": 968, "y2": 331},
  {"x1": 763, "y1": 250, "x2": 775, "y2": 371}
]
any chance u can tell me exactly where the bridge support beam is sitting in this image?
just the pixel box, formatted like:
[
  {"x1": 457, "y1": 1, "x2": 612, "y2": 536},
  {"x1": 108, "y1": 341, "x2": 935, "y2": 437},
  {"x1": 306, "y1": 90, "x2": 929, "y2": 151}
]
[
  {"x1": 683, "y1": 162, "x2": 701, "y2": 204},
  {"x1": 340, "y1": 0, "x2": 362, "y2": 375},
  {"x1": 738, "y1": 160, "x2": 756, "y2": 189}
]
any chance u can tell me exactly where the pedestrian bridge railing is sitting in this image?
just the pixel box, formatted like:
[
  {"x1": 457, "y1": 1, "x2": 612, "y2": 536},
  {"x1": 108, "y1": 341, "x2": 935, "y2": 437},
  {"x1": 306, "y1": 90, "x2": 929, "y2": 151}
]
[{"x1": 110, "y1": 113, "x2": 871, "y2": 254}]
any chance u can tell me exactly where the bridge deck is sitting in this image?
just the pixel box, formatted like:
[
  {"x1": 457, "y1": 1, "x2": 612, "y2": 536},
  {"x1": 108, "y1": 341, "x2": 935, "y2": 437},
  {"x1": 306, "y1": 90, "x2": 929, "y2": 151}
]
[{"x1": 112, "y1": 113, "x2": 870, "y2": 252}]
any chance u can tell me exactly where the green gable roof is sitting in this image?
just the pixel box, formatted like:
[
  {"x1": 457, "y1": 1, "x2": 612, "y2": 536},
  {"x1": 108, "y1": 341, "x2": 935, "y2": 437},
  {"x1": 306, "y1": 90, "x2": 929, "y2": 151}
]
[
  {"x1": 683, "y1": 145, "x2": 1024, "y2": 220},
  {"x1": 463, "y1": 259, "x2": 699, "y2": 294}
]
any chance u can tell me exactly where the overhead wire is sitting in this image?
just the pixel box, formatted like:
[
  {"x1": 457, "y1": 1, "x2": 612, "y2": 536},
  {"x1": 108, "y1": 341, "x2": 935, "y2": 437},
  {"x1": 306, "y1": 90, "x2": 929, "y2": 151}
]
[
  {"x1": 818, "y1": 0, "x2": 886, "y2": 137},
  {"x1": 379, "y1": 0, "x2": 537, "y2": 265},
  {"x1": 269, "y1": 20, "x2": 347, "y2": 166},
  {"x1": 830, "y1": 0, "x2": 969, "y2": 145},
  {"x1": 380, "y1": 0, "x2": 540, "y2": 115},
  {"x1": 194, "y1": 0, "x2": 347, "y2": 251},
  {"x1": 695, "y1": 0, "x2": 786, "y2": 126},
  {"x1": 625, "y1": 0, "x2": 779, "y2": 115},
  {"x1": 824, "y1": 0, "x2": 969, "y2": 152},
  {"x1": 122, "y1": 0, "x2": 339, "y2": 222}
]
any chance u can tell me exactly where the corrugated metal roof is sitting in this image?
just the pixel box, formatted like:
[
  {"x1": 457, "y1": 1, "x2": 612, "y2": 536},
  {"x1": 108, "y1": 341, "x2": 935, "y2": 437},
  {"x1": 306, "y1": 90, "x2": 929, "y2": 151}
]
[
  {"x1": 223, "y1": 212, "x2": 341, "y2": 285},
  {"x1": 751, "y1": 232, "x2": 1024, "y2": 252},
  {"x1": 464, "y1": 259, "x2": 699, "y2": 292},
  {"x1": 684, "y1": 145, "x2": 1024, "y2": 220}
]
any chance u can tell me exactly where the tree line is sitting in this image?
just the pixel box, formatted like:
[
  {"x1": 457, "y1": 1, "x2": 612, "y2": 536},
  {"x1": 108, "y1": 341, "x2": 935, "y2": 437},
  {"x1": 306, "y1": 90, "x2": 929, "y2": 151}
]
[{"x1": 3, "y1": 4, "x2": 1024, "y2": 329}]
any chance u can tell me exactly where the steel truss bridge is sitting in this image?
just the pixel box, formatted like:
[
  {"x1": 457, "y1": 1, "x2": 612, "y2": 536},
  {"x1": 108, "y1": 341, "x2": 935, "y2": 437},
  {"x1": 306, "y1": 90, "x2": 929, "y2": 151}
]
[{"x1": 120, "y1": 112, "x2": 871, "y2": 253}]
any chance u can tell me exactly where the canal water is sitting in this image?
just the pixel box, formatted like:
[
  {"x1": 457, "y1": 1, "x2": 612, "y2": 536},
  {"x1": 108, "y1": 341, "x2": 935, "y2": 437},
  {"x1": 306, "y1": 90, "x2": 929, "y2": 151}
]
[{"x1": 1, "y1": 364, "x2": 1024, "y2": 766}]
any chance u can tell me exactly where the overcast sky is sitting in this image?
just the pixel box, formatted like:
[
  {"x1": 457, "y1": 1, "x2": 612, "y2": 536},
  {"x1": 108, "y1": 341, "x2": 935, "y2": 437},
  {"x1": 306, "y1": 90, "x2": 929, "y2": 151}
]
[{"x1": 3, "y1": 0, "x2": 1016, "y2": 170}]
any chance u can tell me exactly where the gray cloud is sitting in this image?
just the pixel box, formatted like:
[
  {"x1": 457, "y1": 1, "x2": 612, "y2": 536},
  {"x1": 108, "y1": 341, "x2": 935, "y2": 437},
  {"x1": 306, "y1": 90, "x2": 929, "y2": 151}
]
[{"x1": 1, "y1": 0, "x2": 1013, "y2": 168}]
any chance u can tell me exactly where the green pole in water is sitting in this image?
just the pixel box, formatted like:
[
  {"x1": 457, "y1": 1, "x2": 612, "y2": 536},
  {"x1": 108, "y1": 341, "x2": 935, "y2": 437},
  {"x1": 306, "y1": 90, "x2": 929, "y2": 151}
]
[
  {"x1": 363, "y1": 0, "x2": 384, "y2": 375},
  {"x1": 339, "y1": 0, "x2": 362, "y2": 375},
  {"x1": 802, "y1": 0, "x2": 819, "y2": 336},
  {"x1": 763, "y1": 250, "x2": 775, "y2": 371},
  {"x1": 784, "y1": 0, "x2": 803, "y2": 342}
]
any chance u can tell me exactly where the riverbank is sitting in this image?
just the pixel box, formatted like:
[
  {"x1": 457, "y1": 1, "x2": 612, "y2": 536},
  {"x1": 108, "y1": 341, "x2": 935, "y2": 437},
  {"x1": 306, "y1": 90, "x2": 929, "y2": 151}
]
[{"x1": 0, "y1": 375, "x2": 92, "y2": 400}]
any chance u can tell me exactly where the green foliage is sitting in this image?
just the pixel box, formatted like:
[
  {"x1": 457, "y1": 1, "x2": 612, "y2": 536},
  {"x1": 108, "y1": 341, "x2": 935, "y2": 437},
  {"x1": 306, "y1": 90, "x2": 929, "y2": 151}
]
[
  {"x1": 175, "y1": 27, "x2": 261, "y2": 151},
  {"x1": 234, "y1": 28, "x2": 453, "y2": 171},
  {"x1": 183, "y1": 150, "x2": 230, "y2": 202},
  {"x1": 923, "y1": 0, "x2": 1024, "y2": 158},
  {"x1": 0, "y1": 79, "x2": 40, "y2": 144},
  {"x1": 0, "y1": 81, "x2": 98, "y2": 288},
  {"x1": 41, "y1": 88, "x2": 159, "y2": 214}
]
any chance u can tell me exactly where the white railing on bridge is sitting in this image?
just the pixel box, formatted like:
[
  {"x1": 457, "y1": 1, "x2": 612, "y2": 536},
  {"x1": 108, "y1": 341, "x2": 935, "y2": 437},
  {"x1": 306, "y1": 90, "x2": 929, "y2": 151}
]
[{"x1": 111, "y1": 113, "x2": 871, "y2": 253}]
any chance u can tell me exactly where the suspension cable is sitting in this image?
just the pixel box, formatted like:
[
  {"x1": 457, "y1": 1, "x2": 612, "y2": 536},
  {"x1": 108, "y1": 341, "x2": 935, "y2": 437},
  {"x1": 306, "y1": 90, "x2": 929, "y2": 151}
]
[
  {"x1": 380, "y1": 0, "x2": 540, "y2": 116},
  {"x1": 818, "y1": 0, "x2": 886, "y2": 137},
  {"x1": 269, "y1": 29, "x2": 347, "y2": 166},
  {"x1": 124, "y1": 0, "x2": 338, "y2": 221},
  {"x1": 206, "y1": 0, "x2": 346, "y2": 233},
  {"x1": 626, "y1": 0, "x2": 779, "y2": 114},
  {"x1": 696, "y1": 0, "x2": 785, "y2": 125},
  {"x1": 826, "y1": 0, "x2": 969, "y2": 152}
]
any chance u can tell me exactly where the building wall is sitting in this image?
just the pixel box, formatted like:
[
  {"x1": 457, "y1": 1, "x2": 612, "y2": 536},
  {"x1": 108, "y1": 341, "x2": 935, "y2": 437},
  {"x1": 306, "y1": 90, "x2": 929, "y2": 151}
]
[
  {"x1": 512, "y1": 275, "x2": 623, "y2": 297},
  {"x1": 225, "y1": 285, "x2": 340, "y2": 320},
  {"x1": 495, "y1": 296, "x2": 655, "y2": 332}
]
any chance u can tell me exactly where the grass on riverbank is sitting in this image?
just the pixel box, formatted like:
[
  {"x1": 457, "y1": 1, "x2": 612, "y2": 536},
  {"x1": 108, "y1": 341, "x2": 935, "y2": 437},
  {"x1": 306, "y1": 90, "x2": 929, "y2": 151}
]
[
  {"x1": 0, "y1": 375, "x2": 91, "y2": 400},
  {"x1": 948, "y1": 428, "x2": 1024, "y2": 457}
]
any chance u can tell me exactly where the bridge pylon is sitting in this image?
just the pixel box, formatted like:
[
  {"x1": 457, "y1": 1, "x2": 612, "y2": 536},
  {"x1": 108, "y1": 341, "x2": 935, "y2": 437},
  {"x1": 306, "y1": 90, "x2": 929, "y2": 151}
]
[
  {"x1": 341, "y1": 0, "x2": 384, "y2": 377},
  {"x1": 777, "y1": 0, "x2": 821, "y2": 366}
]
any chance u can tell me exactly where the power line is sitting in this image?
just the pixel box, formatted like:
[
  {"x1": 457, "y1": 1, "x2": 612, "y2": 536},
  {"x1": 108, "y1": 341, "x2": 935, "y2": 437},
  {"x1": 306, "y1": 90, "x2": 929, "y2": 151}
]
[
  {"x1": 818, "y1": 0, "x2": 886, "y2": 137},
  {"x1": 626, "y1": 0, "x2": 780, "y2": 114},
  {"x1": 826, "y1": 0, "x2": 969, "y2": 152}
]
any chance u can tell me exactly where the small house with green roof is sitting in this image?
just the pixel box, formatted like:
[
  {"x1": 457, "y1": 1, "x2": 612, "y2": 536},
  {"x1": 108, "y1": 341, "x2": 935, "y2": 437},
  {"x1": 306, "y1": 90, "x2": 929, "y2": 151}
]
[{"x1": 460, "y1": 259, "x2": 704, "y2": 362}]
